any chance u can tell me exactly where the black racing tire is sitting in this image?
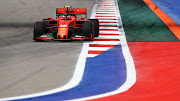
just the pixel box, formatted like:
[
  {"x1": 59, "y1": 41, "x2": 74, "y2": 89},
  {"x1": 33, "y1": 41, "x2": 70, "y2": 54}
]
[
  {"x1": 68, "y1": 29, "x2": 74, "y2": 39},
  {"x1": 34, "y1": 22, "x2": 45, "y2": 35},
  {"x1": 34, "y1": 22, "x2": 45, "y2": 41},
  {"x1": 34, "y1": 39, "x2": 44, "y2": 42},
  {"x1": 89, "y1": 19, "x2": 99, "y2": 37},
  {"x1": 82, "y1": 22, "x2": 93, "y2": 37}
]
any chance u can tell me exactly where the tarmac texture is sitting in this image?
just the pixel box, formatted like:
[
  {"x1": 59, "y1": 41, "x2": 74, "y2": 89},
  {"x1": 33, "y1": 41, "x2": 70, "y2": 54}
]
[{"x1": 0, "y1": 0, "x2": 94, "y2": 98}]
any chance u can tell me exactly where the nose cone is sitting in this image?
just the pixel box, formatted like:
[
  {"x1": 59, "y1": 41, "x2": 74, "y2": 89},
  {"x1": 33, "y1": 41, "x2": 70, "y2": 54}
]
[
  {"x1": 57, "y1": 25, "x2": 68, "y2": 39},
  {"x1": 57, "y1": 20, "x2": 70, "y2": 39},
  {"x1": 60, "y1": 34, "x2": 66, "y2": 39}
]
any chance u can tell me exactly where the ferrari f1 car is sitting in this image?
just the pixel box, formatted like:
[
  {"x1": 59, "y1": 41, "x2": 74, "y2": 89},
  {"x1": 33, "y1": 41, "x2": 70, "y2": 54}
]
[{"x1": 33, "y1": 6, "x2": 99, "y2": 41}]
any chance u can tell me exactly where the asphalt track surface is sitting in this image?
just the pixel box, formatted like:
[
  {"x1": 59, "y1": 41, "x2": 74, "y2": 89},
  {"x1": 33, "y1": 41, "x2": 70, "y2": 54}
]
[
  {"x1": 0, "y1": 0, "x2": 94, "y2": 98},
  {"x1": 0, "y1": 0, "x2": 136, "y2": 100}
]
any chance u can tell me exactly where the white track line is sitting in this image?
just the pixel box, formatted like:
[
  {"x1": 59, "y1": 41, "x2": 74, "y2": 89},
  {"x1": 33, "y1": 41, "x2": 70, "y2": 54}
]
[
  {"x1": 70, "y1": 0, "x2": 136, "y2": 100},
  {"x1": 98, "y1": 2, "x2": 114, "y2": 3},
  {"x1": 0, "y1": 0, "x2": 136, "y2": 101},
  {"x1": 0, "y1": 43, "x2": 90, "y2": 101},
  {"x1": 97, "y1": 11, "x2": 114, "y2": 13},
  {"x1": 96, "y1": 17, "x2": 117, "y2": 19},
  {"x1": 87, "y1": 54, "x2": 99, "y2": 58},
  {"x1": 96, "y1": 13, "x2": 116, "y2": 15},
  {"x1": 100, "y1": 27, "x2": 118, "y2": 29},
  {"x1": 99, "y1": 34, "x2": 120, "y2": 35},
  {"x1": 96, "y1": 13, "x2": 115, "y2": 15},
  {"x1": 98, "y1": 6, "x2": 114, "y2": 7},
  {"x1": 98, "y1": 4, "x2": 114, "y2": 7},
  {"x1": 0, "y1": 1, "x2": 100, "y2": 101},
  {"x1": 88, "y1": 47, "x2": 111, "y2": 51},
  {"x1": 88, "y1": 41, "x2": 120, "y2": 45},
  {"x1": 99, "y1": 23, "x2": 117, "y2": 26},
  {"x1": 100, "y1": 31, "x2": 119, "y2": 33},
  {"x1": 97, "y1": 10, "x2": 115, "y2": 11},
  {"x1": 99, "y1": 20, "x2": 117, "y2": 22},
  {"x1": 97, "y1": 8, "x2": 115, "y2": 10},
  {"x1": 96, "y1": 15, "x2": 116, "y2": 17},
  {"x1": 97, "y1": 35, "x2": 120, "y2": 39}
]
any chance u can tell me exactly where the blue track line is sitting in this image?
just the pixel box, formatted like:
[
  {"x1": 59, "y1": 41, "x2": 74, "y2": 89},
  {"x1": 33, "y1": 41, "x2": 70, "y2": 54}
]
[
  {"x1": 13, "y1": 45, "x2": 127, "y2": 101},
  {"x1": 152, "y1": 0, "x2": 180, "y2": 26}
]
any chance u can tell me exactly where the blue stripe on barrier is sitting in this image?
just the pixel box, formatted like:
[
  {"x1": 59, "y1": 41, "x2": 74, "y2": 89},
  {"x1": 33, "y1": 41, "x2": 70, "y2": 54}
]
[
  {"x1": 151, "y1": 0, "x2": 180, "y2": 26},
  {"x1": 14, "y1": 45, "x2": 127, "y2": 101}
]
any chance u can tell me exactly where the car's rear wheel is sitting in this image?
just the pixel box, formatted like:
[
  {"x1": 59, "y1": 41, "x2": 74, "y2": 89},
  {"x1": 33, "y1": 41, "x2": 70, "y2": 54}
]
[
  {"x1": 89, "y1": 19, "x2": 99, "y2": 37},
  {"x1": 82, "y1": 22, "x2": 94, "y2": 40},
  {"x1": 34, "y1": 22, "x2": 45, "y2": 41}
]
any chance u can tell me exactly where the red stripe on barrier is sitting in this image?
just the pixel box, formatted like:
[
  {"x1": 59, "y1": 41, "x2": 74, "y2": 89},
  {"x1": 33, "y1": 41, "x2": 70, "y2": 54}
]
[
  {"x1": 96, "y1": 13, "x2": 115, "y2": 14},
  {"x1": 98, "y1": 7, "x2": 114, "y2": 8},
  {"x1": 96, "y1": 16, "x2": 116, "y2": 17},
  {"x1": 99, "y1": 33, "x2": 119, "y2": 36},
  {"x1": 96, "y1": 10, "x2": 115, "y2": 11},
  {"x1": 97, "y1": 9, "x2": 115, "y2": 11},
  {"x1": 100, "y1": 29, "x2": 118, "y2": 31},
  {"x1": 93, "y1": 39, "x2": 120, "y2": 41},
  {"x1": 88, "y1": 51, "x2": 104, "y2": 54},
  {"x1": 96, "y1": 18, "x2": 117, "y2": 20},
  {"x1": 98, "y1": 4, "x2": 114, "y2": 5},
  {"x1": 97, "y1": 6, "x2": 114, "y2": 7},
  {"x1": 98, "y1": 8, "x2": 114, "y2": 9},
  {"x1": 100, "y1": 24, "x2": 117, "y2": 26},
  {"x1": 96, "y1": 11, "x2": 115, "y2": 12},
  {"x1": 99, "y1": 22, "x2": 117, "y2": 23},
  {"x1": 89, "y1": 44, "x2": 116, "y2": 47},
  {"x1": 99, "y1": 4, "x2": 114, "y2": 6}
]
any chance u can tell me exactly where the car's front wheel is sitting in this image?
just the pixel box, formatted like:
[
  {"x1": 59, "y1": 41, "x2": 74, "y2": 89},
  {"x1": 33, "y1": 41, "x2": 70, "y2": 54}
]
[
  {"x1": 34, "y1": 22, "x2": 45, "y2": 42},
  {"x1": 89, "y1": 19, "x2": 99, "y2": 37},
  {"x1": 82, "y1": 22, "x2": 94, "y2": 40}
]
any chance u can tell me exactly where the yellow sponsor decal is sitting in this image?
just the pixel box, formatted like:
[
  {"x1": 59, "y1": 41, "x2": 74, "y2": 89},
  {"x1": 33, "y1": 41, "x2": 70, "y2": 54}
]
[{"x1": 61, "y1": 28, "x2": 66, "y2": 30}]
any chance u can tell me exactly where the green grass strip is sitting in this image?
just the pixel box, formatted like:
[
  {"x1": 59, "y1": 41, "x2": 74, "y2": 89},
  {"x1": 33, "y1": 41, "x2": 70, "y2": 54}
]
[{"x1": 117, "y1": 0, "x2": 179, "y2": 41}]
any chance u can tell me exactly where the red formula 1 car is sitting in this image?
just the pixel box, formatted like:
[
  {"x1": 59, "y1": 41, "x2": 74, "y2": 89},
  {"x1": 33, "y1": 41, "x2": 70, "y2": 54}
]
[{"x1": 33, "y1": 6, "x2": 99, "y2": 41}]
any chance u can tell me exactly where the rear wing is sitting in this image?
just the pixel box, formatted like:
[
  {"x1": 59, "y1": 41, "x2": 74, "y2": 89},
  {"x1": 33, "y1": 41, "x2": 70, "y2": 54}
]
[{"x1": 56, "y1": 8, "x2": 87, "y2": 18}]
